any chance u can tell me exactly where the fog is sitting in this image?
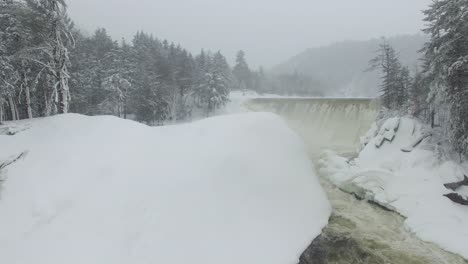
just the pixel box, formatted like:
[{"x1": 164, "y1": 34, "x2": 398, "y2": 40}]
[{"x1": 66, "y1": 0, "x2": 430, "y2": 68}]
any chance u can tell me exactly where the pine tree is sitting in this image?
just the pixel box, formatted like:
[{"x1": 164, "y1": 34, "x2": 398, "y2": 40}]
[
  {"x1": 369, "y1": 39, "x2": 408, "y2": 109},
  {"x1": 130, "y1": 32, "x2": 171, "y2": 124},
  {"x1": 397, "y1": 66, "x2": 412, "y2": 107},
  {"x1": 0, "y1": 0, "x2": 29, "y2": 120},
  {"x1": 447, "y1": 56, "x2": 468, "y2": 155},
  {"x1": 422, "y1": 0, "x2": 468, "y2": 155},
  {"x1": 233, "y1": 50, "x2": 252, "y2": 92},
  {"x1": 0, "y1": 2, "x2": 229, "y2": 124},
  {"x1": 195, "y1": 51, "x2": 231, "y2": 115},
  {"x1": 254, "y1": 67, "x2": 267, "y2": 94},
  {"x1": 99, "y1": 74, "x2": 131, "y2": 117},
  {"x1": 408, "y1": 69, "x2": 430, "y2": 117}
]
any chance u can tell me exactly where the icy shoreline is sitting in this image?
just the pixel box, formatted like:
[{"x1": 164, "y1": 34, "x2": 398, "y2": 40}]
[{"x1": 318, "y1": 117, "x2": 468, "y2": 260}]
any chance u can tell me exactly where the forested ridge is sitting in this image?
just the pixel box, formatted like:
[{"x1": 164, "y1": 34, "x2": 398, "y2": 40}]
[
  {"x1": 0, "y1": 0, "x2": 244, "y2": 124},
  {"x1": 369, "y1": 0, "x2": 468, "y2": 157},
  {"x1": 2, "y1": 0, "x2": 468, "y2": 157},
  {"x1": 273, "y1": 35, "x2": 427, "y2": 97},
  {"x1": 1, "y1": 0, "x2": 343, "y2": 125}
]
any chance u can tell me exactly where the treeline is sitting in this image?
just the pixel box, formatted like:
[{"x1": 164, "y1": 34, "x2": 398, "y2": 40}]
[
  {"x1": 370, "y1": 0, "x2": 468, "y2": 156},
  {"x1": 232, "y1": 50, "x2": 327, "y2": 96},
  {"x1": 70, "y1": 30, "x2": 232, "y2": 124},
  {"x1": 0, "y1": 0, "x2": 233, "y2": 125}
]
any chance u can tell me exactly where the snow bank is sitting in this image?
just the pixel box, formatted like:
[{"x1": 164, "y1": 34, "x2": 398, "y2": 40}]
[
  {"x1": 318, "y1": 117, "x2": 468, "y2": 259},
  {"x1": 0, "y1": 113, "x2": 330, "y2": 264}
]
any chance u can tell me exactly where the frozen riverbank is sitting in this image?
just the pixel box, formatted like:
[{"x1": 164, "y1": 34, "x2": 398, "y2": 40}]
[
  {"x1": 244, "y1": 96, "x2": 468, "y2": 263},
  {"x1": 318, "y1": 117, "x2": 468, "y2": 260}
]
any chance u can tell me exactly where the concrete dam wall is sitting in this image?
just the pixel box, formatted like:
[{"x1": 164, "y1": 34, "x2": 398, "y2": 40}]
[{"x1": 244, "y1": 98, "x2": 380, "y2": 156}]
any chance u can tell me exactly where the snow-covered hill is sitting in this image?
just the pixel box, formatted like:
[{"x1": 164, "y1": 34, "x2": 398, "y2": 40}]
[
  {"x1": 272, "y1": 34, "x2": 427, "y2": 97},
  {"x1": 0, "y1": 113, "x2": 331, "y2": 264}
]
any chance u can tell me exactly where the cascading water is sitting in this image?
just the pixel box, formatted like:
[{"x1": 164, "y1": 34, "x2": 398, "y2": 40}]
[
  {"x1": 245, "y1": 98, "x2": 379, "y2": 157},
  {"x1": 245, "y1": 98, "x2": 468, "y2": 264}
]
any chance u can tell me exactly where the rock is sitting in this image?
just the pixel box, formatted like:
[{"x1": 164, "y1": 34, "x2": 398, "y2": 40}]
[
  {"x1": 401, "y1": 132, "x2": 431, "y2": 153},
  {"x1": 444, "y1": 175, "x2": 468, "y2": 191},
  {"x1": 297, "y1": 215, "x2": 432, "y2": 264},
  {"x1": 444, "y1": 193, "x2": 468, "y2": 206}
]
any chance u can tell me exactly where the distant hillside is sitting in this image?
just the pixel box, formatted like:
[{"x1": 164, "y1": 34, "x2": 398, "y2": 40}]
[{"x1": 271, "y1": 34, "x2": 428, "y2": 97}]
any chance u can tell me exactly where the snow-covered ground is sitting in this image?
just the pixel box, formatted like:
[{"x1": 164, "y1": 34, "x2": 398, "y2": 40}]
[
  {"x1": 0, "y1": 112, "x2": 331, "y2": 264},
  {"x1": 3, "y1": 91, "x2": 467, "y2": 262},
  {"x1": 318, "y1": 117, "x2": 468, "y2": 259}
]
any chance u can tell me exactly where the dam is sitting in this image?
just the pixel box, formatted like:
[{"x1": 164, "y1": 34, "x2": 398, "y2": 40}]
[
  {"x1": 244, "y1": 98, "x2": 379, "y2": 157},
  {"x1": 245, "y1": 98, "x2": 468, "y2": 264}
]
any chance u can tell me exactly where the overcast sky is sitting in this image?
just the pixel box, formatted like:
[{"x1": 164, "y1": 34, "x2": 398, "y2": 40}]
[{"x1": 66, "y1": 0, "x2": 431, "y2": 68}]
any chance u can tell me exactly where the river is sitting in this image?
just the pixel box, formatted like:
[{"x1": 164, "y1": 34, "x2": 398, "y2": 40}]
[{"x1": 245, "y1": 98, "x2": 468, "y2": 263}]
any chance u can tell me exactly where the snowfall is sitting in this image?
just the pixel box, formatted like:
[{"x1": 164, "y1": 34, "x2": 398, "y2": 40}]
[
  {"x1": 0, "y1": 107, "x2": 331, "y2": 264},
  {"x1": 1, "y1": 92, "x2": 468, "y2": 263},
  {"x1": 318, "y1": 117, "x2": 468, "y2": 260}
]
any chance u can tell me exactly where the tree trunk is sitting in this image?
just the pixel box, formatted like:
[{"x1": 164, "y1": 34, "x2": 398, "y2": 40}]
[
  {"x1": 44, "y1": 94, "x2": 50, "y2": 117},
  {"x1": 54, "y1": 22, "x2": 70, "y2": 115},
  {"x1": 123, "y1": 100, "x2": 127, "y2": 119},
  {"x1": 14, "y1": 101, "x2": 19, "y2": 120},
  {"x1": 57, "y1": 73, "x2": 69, "y2": 114},
  {"x1": 22, "y1": 62, "x2": 33, "y2": 119},
  {"x1": 25, "y1": 84, "x2": 33, "y2": 119},
  {"x1": 0, "y1": 101, "x2": 4, "y2": 124},
  {"x1": 431, "y1": 110, "x2": 435, "y2": 128},
  {"x1": 8, "y1": 96, "x2": 17, "y2": 121},
  {"x1": 44, "y1": 75, "x2": 54, "y2": 116},
  {"x1": 57, "y1": 85, "x2": 68, "y2": 114}
]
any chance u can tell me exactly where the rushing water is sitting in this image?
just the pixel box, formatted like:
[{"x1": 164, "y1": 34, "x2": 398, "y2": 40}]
[
  {"x1": 245, "y1": 98, "x2": 468, "y2": 263},
  {"x1": 245, "y1": 98, "x2": 379, "y2": 157}
]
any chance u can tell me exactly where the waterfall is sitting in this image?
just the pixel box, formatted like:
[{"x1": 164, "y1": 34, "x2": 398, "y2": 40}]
[{"x1": 245, "y1": 98, "x2": 380, "y2": 156}]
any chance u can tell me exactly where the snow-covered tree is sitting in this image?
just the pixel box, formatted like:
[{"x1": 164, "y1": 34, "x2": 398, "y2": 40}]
[
  {"x1": 408, "y1": 69, "x2": 430, "y2": 117},
  {"x1": 21, "y1": 0, "x2": 74, "y2": 115},
  {"x1": 233, "y1": 50, "x2": 252, "y2": 92},
  {"x1": 0, "y1": 0, "x2": 27, "y2": 120},
  {"x1": 422, "y1": 0, "x2": 468, "y2": 155},
  {"x1": 397, "y1": 66, "x2": 412, "y2": 107},
  {"x1": 172, "y1": 49, "x2": 195, "y2": 120},
  {"x1": 0, "y1": 2, "x2": 228, "y2": 124},
  {"x1": 195, "y1": 52, "x2": 231, "y2": 115},
  {"x1": 99, "y1": 74, "x2": 131, "y2": 117},
  {"x1": 369, "y1": 39, "x2": 409, "y2": 110},
  {"x1": 447, "y1": 56, "x2": 468, "y2": 155}
]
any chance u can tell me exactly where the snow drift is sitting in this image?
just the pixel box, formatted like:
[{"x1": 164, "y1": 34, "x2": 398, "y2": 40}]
[
  {"x1": 0, "y1": 113, "x2": 331, "y2": 264},
  {"x1": 318, "y1": 117, "x2": 468, "y2": 259}
]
